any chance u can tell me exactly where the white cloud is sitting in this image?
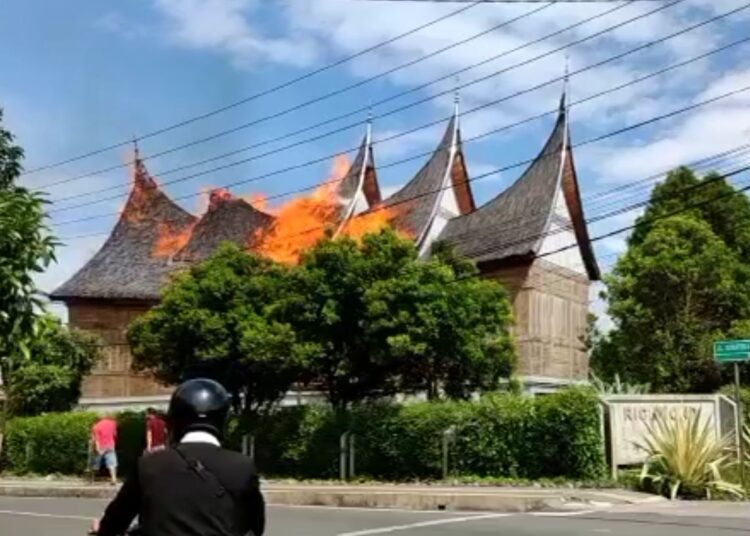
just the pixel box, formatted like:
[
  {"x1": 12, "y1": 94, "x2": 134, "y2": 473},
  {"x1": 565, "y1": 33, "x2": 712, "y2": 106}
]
[
  {"x1": 152, "y1": 0, "x2": 321, "y2": 68},
  {"x1": 593, "y1": 67, "x2": 750, "y2": 184}
]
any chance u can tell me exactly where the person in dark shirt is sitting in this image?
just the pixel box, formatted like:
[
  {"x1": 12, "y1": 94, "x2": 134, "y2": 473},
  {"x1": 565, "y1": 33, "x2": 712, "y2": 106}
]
[
  {"x1": 94, "y1": 379, "x2": 265, "y2": 536},
  {"x1": 145, "y1": 407, "x2": 168, "y2": 452}
]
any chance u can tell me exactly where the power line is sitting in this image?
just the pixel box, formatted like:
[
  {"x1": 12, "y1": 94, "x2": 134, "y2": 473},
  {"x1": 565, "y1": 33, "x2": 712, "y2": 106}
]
[
  {"x1": 445, "y1": 163, "x2": 750, "y2": 285},
  {"x1": 48, "y1": 0, "x2": 721, "y2": 214},
  {"x1": 52, "y1": 0, "x2": 748, "y2": 215},
  {"x1": 20, "y1": 0, "x2": 485, "y2": 176},
  {"x1": 50, "y1": 35, "x2": 750, "y2": 225},
  {"x1": 57, "y1": 81, "x2": 750, "y2": 244},
  {"x1": 36, "y1": 0, "x2": 634, "y2": 192}
]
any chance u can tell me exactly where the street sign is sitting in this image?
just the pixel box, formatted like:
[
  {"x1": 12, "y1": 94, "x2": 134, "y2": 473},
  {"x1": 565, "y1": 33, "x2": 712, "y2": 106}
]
[
  {"x1": 713, "y1": 340, "x2": 750, "y2": 363},
  {"x1": 713, "y1": 338, "x2": 748, "y2": 492}
]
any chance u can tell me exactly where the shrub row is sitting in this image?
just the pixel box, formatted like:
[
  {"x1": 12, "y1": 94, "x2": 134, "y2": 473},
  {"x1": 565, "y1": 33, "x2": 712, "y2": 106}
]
[
  {"x1": 3, "y1": 411, "x2": 146, "y2": 476},
  {"x1": 232, "y1": 388, "x2": 605, "y2": 481},
  {"x1": 3, "y1": 388, "x2": 605, "y2": 480}
]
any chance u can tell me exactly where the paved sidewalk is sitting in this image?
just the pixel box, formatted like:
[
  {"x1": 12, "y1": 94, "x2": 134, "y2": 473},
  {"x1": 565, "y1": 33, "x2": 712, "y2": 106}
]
[{"x1": 0, "y1": 478, "x2": 664, "y2": 512}]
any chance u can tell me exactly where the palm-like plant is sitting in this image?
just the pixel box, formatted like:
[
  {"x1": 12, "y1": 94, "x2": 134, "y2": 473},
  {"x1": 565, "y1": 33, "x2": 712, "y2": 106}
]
[
  {"x1": 590, "y1": 372, "x2": 650, "y2": 395},
  {"x1": 636, "y1": 410, "x2": 744, "y2": 499}
]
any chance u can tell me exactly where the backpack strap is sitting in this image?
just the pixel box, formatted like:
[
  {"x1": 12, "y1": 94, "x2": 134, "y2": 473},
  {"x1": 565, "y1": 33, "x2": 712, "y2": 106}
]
[{"x1": 172, "y1": 445, "x2": 237, "y2": 502}]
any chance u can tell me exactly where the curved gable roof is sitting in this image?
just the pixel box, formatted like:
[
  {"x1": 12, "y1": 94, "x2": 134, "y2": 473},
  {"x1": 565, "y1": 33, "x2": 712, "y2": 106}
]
[
  {"x1": 174, "y1": 192, "x2": 275, "y2": 262},
  {"x1": 438, "y1": 102, "x2": 599, "y2": 280},
  {"x1": 51, "y1": 159, "x2": 197, "y2": 301},
  {"x1": 382, "y1": 110, "x2": 473, "y2": 244}
]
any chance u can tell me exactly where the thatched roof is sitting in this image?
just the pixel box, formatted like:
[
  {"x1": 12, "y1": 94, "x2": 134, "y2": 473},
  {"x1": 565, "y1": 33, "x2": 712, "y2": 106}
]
[
  {"x1": 52, "y1": 128, "x2": 383, "y2": 302},
  {"x1": 174, "y1": 191, "x2": 275, "y2": 262},
  {"x1": 438, "y1": 99, "x2": 599, "y2": 280},
  {"x1": 51, "y1": 159, "x2": 198, "y2": 301},
  {"x1": 382, "y1": 108, "x2": 474, "y2": 247}
]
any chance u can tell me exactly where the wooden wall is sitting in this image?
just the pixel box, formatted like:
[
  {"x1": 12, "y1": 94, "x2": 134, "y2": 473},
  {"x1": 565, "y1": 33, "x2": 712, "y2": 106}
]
[
  {"x1": 68, "y1": 300, "x2": 169, "y2": 399},
  {"x1": 484, "y1": 258, "x2": 590, "y2": 380}
]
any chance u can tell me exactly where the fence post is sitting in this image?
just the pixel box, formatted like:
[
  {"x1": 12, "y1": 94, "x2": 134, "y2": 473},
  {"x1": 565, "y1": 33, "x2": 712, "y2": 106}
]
[
  {"x1": 442, "y1": 426, "x2": 456, "y2": 481},
  {"x1": 242, "y1": 434, "x2": 256, "y2": 458},
  {"x1": 349, "y1": 433, "x2": 356, "y2": 479},
  {"x1": 25, "y1": 441, "x2": 32, "y2": 471},
  {"x1": 340, "y1": 432, "x2": 350, "y2": 481}
]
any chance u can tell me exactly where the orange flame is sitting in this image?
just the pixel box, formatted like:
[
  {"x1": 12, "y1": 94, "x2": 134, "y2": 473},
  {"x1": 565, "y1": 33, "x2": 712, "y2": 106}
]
[
  {"x1": 152, "y1": 221, "x2": 195, "y2": 258},
  {"x1": 122, "y1": 157, "x2": 158, "y2": 224},
  {"x1": 243, "y1": 193, "x2": 275, "y2": 215},
  {"x1": 253, "y1": 155, "x2": 395, "y2": 264}
]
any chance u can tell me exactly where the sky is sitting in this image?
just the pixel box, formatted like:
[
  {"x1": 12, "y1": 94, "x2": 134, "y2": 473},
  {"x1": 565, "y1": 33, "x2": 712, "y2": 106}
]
[{"x1": 2, "y1": 0, "x2": 750, "y2": 327}]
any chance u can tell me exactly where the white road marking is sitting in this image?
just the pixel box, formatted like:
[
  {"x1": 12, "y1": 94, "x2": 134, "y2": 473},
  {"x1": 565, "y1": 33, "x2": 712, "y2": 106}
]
[
  {"x1": 531, "y1": 510, "x2": 596, "y2": 517},
  {"x1": 336, "y1": 513, "x2": 510, "y2": 536},
  {"x1": 0, "y1": 509, "x2": 93, "y2": 521}
]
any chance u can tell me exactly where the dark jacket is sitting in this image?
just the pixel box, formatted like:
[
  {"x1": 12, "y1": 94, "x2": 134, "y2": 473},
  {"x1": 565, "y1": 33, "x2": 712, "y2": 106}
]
[{"x1": 97, "y1": 443, "x2": 265, "y2": 536}]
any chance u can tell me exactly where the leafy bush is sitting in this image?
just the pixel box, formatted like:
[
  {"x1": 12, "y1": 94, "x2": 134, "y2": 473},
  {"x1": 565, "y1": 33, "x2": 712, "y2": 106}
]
[
  {"x1": 637, "y1": 410, "x2": 743, "y2": 499},
  {"x1": 115, "y1": 412, "x2": 146, "y2": 476},
  {"x1": 3, "y1": 411, "x2": 147, "y2": 476},
  {"x1": 240, "y1": 388, "x2": 605, "y2": 481},
  {"x1": 3, "y1": 388, "x2": 605, "y2": 481},
  {"x1": 4, "y1": 412, "x2": 97, "y2": 474}
]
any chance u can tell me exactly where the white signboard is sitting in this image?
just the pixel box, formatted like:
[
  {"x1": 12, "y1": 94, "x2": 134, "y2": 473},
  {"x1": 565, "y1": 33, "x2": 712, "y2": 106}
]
[{"x1": 601, "y1": 395, "x2": 736, "y2": 471}]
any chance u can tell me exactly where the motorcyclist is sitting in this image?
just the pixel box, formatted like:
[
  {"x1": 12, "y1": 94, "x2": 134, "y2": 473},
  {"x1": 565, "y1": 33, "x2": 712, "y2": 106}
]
[{"x1": 93, "y1": 378, "x2": 265, "y2": 536}]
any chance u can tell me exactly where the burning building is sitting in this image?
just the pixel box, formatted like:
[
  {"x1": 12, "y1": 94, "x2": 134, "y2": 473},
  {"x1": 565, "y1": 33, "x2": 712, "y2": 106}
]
[{"x1": 51, "y1": 94, "x2": 598, "y2": 406}]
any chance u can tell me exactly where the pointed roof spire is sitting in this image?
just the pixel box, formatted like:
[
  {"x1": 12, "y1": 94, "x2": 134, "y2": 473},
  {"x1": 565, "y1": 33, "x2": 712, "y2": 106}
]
[
  {"x1": 132, "y1": 136, "x2": 140, "y2": 161},
  {"x1": 560, "y1": 55, "x2": 570, "y2": 113}
]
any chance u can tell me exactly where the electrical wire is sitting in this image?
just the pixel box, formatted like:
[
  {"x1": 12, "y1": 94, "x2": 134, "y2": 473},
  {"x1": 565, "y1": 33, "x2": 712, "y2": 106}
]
[
  {"x1": 48, "y1": 0, "x2": 738, "y2": 215},
  {"x1": 21, "y1": 0, "x2": 486, "y2": 176}
]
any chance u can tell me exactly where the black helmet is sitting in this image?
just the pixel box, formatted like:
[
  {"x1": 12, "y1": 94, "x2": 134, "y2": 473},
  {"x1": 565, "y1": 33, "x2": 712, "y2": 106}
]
[{"x1": 167, "y1": 378, "x2": 230, "y2": 442}]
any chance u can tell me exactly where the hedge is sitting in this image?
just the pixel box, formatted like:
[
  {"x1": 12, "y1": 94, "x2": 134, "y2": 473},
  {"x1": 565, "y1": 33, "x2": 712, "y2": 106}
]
[
  {"x1": 236, "y1": 388, "x2": 605, "y2": 481},
  {"x1": 3, "y1": 412, "x2": 146, "y2": 476},
  {"x1": 3, "y1": 388, "x2": 605, "y2": 480}
]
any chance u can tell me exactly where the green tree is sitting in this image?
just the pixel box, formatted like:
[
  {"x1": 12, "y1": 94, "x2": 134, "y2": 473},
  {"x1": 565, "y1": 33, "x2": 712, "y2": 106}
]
[
  {"x1": 596, "y1": 215, "x2": 747, "y2": 392},
  {"x1": 630, "y1": 167, "x2": 750, "y2": 260},
  {"x1": 0, "y1": 108, "x2": 58, "y2": 397},
  {"x1": 293, "y1": 229, "x2": 516, "y2": 406},
  {"x1": 128, "y1": 243, "x2": 307, "y2": 417},
  {"x1": 6, "y1": 315, "x2": 101, "y2": 416},
  {"x1": 367, "y1": 248, "x2": 515, "y2": 400}
]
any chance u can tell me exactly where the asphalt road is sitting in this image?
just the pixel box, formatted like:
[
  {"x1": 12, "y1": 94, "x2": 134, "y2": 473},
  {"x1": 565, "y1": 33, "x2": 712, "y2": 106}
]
[{"x1": 0, "y1": 496, "x2": 748, "y2": 536}]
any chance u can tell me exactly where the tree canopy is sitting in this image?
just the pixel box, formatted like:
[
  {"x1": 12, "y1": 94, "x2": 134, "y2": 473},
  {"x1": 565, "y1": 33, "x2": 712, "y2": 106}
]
[
  {"x1": 0, "y1": 108, "x2": 58, "y2": 389},
  {"x1": 129, "y1": 229, "x2": 516, "y2": 414},
  {"x1": 128, "y1": 244, "x2": 305, "y2": 415},
  {"x1": 594, "y1": 167, "x2": 750, "y2": 392},
  {"x1": 7, "y1": 314, "x2": 101, "y2": 416}
]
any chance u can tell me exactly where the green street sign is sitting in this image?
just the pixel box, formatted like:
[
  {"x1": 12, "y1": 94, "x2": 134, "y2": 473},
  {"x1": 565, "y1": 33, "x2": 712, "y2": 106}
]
[{"x1": 714, "y1": 340, "x2": 750, "y2": 363}]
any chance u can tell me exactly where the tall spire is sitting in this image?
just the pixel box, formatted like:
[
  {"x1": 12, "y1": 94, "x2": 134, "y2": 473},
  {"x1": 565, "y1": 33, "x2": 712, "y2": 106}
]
[
  {"x1": 453, "y1": 74, "x2": 461, "y2": 118},
  {"x1": 366, "y1": 99, "x2": 373, "y2": 143},
  {"x1": 132, "y1": 136, "x2": 140, "y2": 162},
  {"x1": 560, "y1": 55, "x2": 570, "y2": 112}
]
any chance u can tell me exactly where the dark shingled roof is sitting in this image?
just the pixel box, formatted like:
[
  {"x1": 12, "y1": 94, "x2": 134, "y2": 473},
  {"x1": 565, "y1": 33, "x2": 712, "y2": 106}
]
[
  {"x1": 50, "y1": 159, "x2": 198, "y2": 301},
  {"x1": 438, "y1": 103, "x2": 599, "y2": 280},
  {"x1": 383, "y1": 115, "x2": 459, "y2": 243},
  {"x1": 174, "y1": 191, "x2": 275, "y2": 262},
  {"x1": 335, "y1": 132, "x2": 381, "y2": 231}
]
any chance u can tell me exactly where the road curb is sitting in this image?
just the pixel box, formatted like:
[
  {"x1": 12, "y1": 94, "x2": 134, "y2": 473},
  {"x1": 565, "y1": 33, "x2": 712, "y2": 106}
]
[{"x1": 0, "y1": 483, "x2": 660, "y2": 512}]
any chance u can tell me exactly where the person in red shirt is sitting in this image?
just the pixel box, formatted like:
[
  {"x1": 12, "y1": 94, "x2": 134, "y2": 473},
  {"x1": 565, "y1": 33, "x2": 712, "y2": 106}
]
[
  {"x1": 145, "y1": 407, "x2": 168, "y2": 452},
  {"x1": 91, "y1": 415, "x2": 118, "y2": 485}
]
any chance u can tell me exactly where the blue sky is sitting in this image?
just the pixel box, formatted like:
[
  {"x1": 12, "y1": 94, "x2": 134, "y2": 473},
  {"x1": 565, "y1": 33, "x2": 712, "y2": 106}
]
[{"x1": 2, "y1": 0, "x2": 750, "y2": 325}]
